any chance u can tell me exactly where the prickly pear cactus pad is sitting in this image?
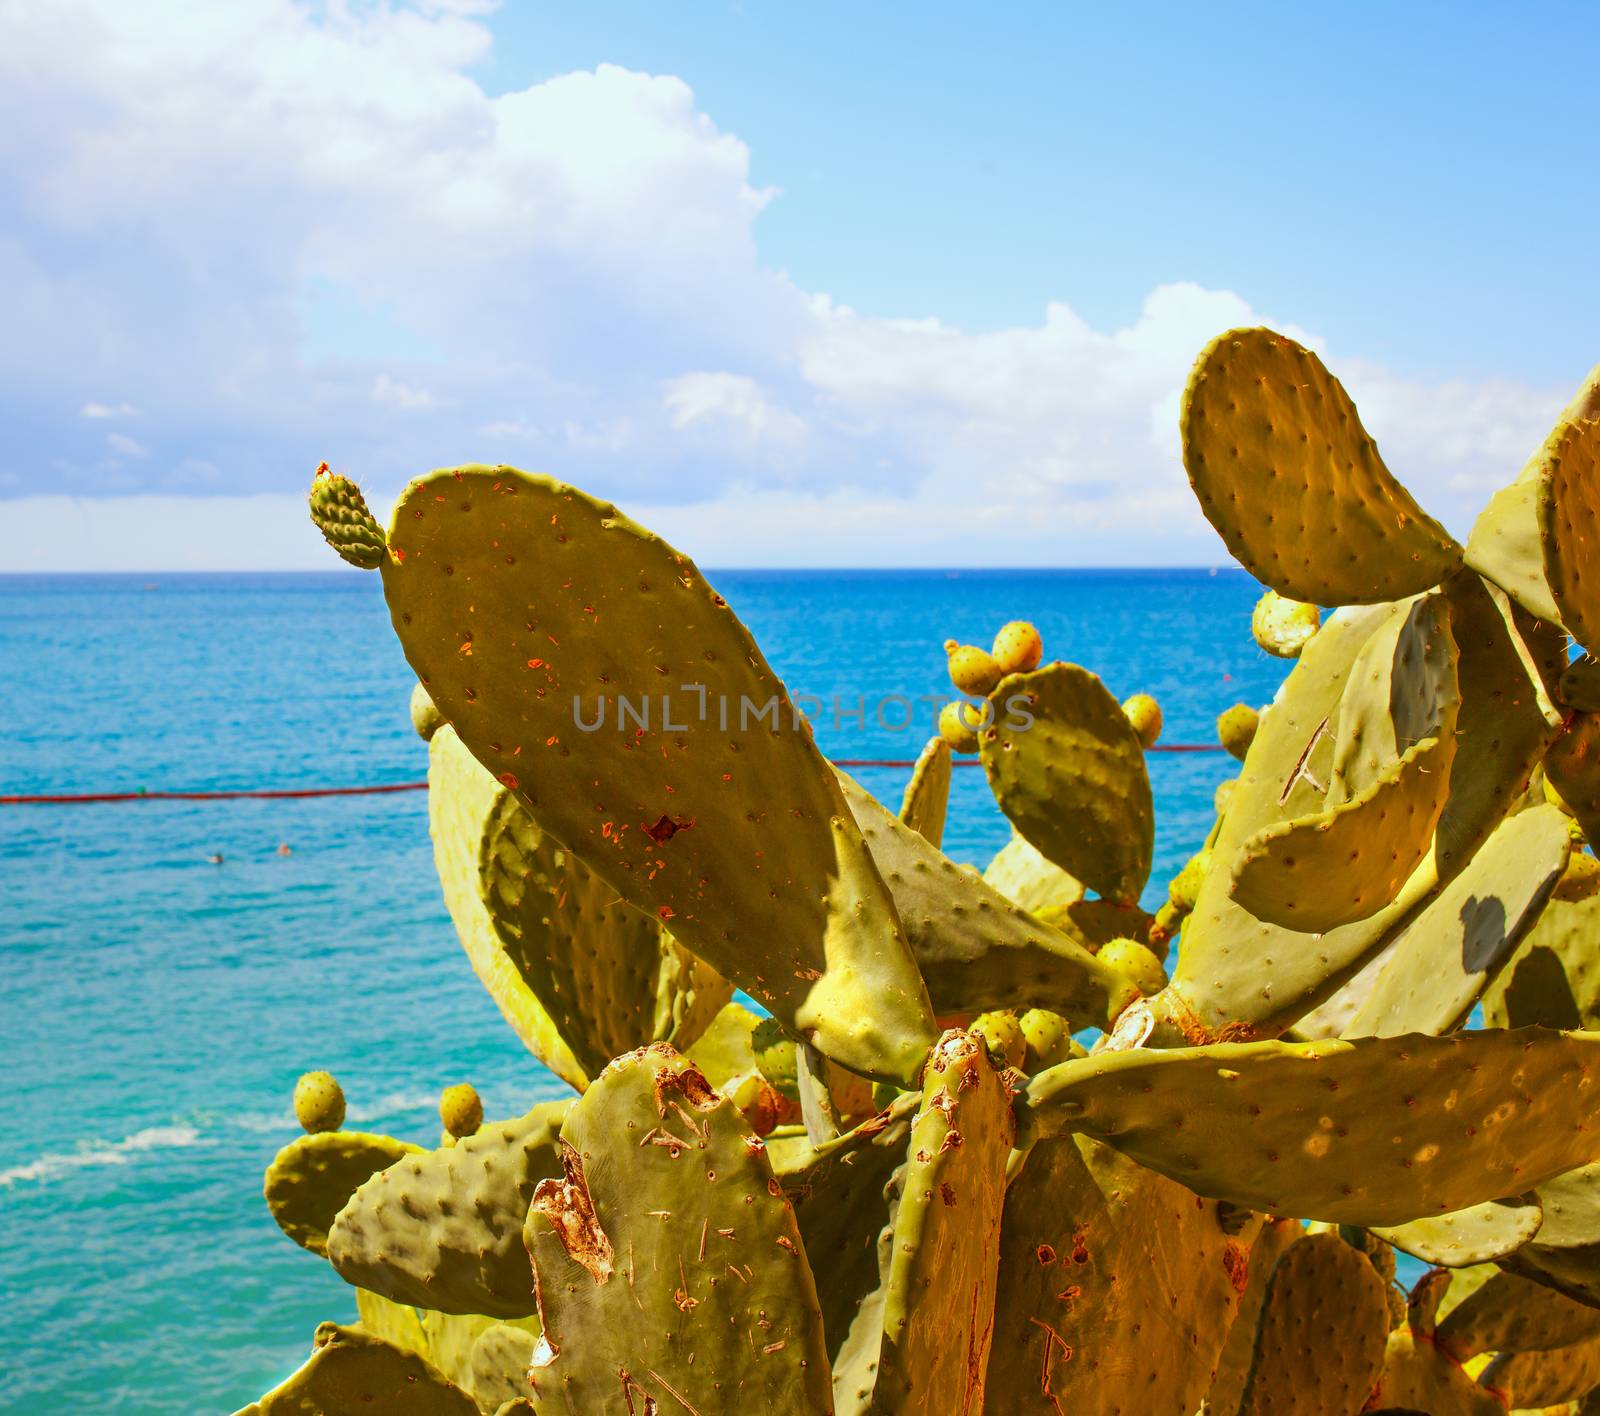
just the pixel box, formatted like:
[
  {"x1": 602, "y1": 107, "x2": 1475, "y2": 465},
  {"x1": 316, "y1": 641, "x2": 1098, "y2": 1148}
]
[
  {"x1": 871, "y1": 1030, "x2": 1011, "y2": 1415},
  {"x1": 1371, "y1": 1196, "x2": 1544, "y2": 1269},
  {"x1": 1547, "y1": 713, "x2": 1600, "y2": 846},
  {"x1": 836, "y1": 769, "x2": 1140, "y2": 1026},
  {"x1": 981, "y1": 832, "x2": 1084, "y2": 914},
  {"x1": 986, "y1": 1134, "x2": 1260, "y2": 1416},
  {"x1": 1436, "y1": 1267, "x2": 1600, "y2": 1361},
  {"x1": 326, "y1": 1101, "x2": 569, "y2": 1318},
  {"x1": 235, "y1": 1323, "x2": 478, "y2": 1416},
  {"x1": 1180, "y1": 327, "x2": 1461, "y2": 605},
  {"x1": 978, "y1": 662, "x2": 1153, "y2": 905},
  {"x1": 1482, "y1": 1333, "x2": 1600, "y2": 1408},
  {"x1": 380, "y1": 467, "x2": 935, "y2": 1084},
  {"x1": 263, "y1": 1132, "x2": 421, "y2": 1256},
  {"x1": 1540, "y1": 416, "x2": 1600, "y2": 654},
  {"x1": 1020, "y1": 1029, "x2": 1600, "y2": 1226},
  {"x1": 1236, "y1": 1232, "x2": 1390, "y2": 1416},
  {"x1": 521, "y1": 1045, "x2": 834, "y2": 1415},
  {"x1": 1485, "y1": 851, "x2": 1600, "y2": 1032},
  {"x1": 896, "y1": 734, "x2": 951, "y2": 847}
]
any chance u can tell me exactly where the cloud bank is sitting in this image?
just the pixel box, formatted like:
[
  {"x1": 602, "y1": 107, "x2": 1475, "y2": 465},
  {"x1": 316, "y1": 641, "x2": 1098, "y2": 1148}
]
[{"x1": 0, "y1": 0, "x2": 1576, "y2": 569}]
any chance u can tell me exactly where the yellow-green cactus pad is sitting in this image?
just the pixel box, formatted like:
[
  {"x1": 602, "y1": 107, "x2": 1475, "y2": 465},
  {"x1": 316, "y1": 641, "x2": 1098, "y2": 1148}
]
[
  {"x1": 1343, "y1": 804, "x2": 1570, "y2": 1037},
  {"x1": 837, "y1": 769, "x2": 1139, "y2": 1028},
  {"x1": 1481, "y1": 1333, "x2": 1600, "y2": 1408},
  {"x1": 1485, "y1": 851, "x2": 1600, "y2": 1032},
  {"x1": 1541, "y1": 417, "x2": 1600, "y2": 654},
  {"x1": 1563, "y1": 656, "x2": 1600, "y2": 712},
  {"x1": 521, "y1": 1045, "x2": 833, "y2": 1414},
  {"x1": 1547, "y1": 714, "x2": 1600, "y2": 845},
  {"x1": 1251, "y1": 590, "x2": 1321, "y2": 659},
  {"x1": 897, "y1": 734, "x2": 951, "y2": 847},
  {"x1": 1502, "y1": 1161, "x2": 1600, "y2": 1310},
  {"x1": 986, "y1": 1133, "x2": 1262, "y2": 1416},
  {"x1": 1236, "y1": 1232, "x2": 1389, "y2": 1416},
  {"x1": 1021, "y1": 1028, "x2": 1600, "y2": 1227},
  {"x1": 981, "y1": 832, "x2": 1084, "y2": 914},
  {"x1": 979, "y1": 662, "x2": 1154, "y2": 905},
  {"x1": 380, "y1": 467, "x2": 935, "y2": 1084},
  {"x1": 1203, "y1": 1218, "x2": 1304, "y2": 1416},
  {"x1": 1366, "y1": 1327, "x2": 1505, "y2": 1416},
  {"x1": 467, "y1": 1323, "x2": 540, "y2": 1411},
  {"x1": 239, "y1": 1323, "x2": 477, "y2": 1415},
  {"x1": 1372, "y1": 1196, "x2": 1545, "y2": 1269},
  {"x1": 871, "y1": 1031, "x2": 1011, "y2": 1414},
  {"x1": 1181, "y1": 328, "x2": 1460, "y2": 605},
  {"x1": 308, "y1": 466, "x2": 388, "y2": 570},
  {"x1": 1436, "y1": 1268, "x2": 1600, "y2": 1361},
  {"x1": 327, "y1": 1102, "x2": 569, "y2": 1318},
  {"x1": 263, "y1": 1131, "x2": 420, "y2": 1256}
]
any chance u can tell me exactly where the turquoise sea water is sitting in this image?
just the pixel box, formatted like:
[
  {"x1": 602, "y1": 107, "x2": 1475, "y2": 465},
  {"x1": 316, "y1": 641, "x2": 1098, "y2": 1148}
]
[{"x1": 0, "y1": 568, "x2": 1288, "y2": 1413}]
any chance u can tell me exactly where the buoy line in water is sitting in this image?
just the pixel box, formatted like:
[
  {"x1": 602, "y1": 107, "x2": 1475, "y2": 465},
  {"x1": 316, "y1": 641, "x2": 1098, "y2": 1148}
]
[{"x1": 0, "y1": 746, "x2": 1226, "y2": 807}]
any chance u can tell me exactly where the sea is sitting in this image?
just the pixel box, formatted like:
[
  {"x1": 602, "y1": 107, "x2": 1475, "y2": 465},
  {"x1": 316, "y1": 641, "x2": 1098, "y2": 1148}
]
[{"x1": 0, "y1": 567, "x2": 1289, "y2": 1413}]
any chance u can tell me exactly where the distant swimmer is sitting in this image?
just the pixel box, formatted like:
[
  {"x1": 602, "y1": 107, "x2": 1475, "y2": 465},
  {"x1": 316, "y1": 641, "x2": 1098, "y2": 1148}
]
[
  {"x1": 276, "y1": 843, "x2": 293, "y2": 857},
  {"x1": 207, "y1": 852, "x2": 225, "y2": 865}
]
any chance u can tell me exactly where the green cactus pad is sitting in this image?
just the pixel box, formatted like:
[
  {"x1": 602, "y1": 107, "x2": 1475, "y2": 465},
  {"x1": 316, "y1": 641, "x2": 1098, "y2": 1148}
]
[
  {"x1": 327, "y1": 1102, "x2": 569, "y2": 1318},
  {"x1": 379, "y1": 466, "x2": 935, "y2": 1084},
  {"x1": 1181, "y1": 328, "x2": 1460, "y2": 605},
  {"x1": 1251, "y1": 590, "x2": 1321, "y2": 659},
  {"x1": 1372, "y1": 1196, "x2": 1545, "y2": 1270},
  {"x1": 1204, "y1": 1218, "x2": 1305, "y2": 1416},
  {"x1": 353, "y1": 1289, "x2": 431, "y2": 1360},
  {"x1": 263, "y1": 1131, "x2": 420, "y2": 1256},
  {"x1": 986, "y1": 1133, "x2": 1261, "y2": 1416},
  {"x1": 410, "y1": 682, "x2": 445, "y2": 741},
  {"x1": 1366, "y1": 1327, "x2": 1506, "y2": 1416},
  {"x1": 521, "y1": 1045, "x2": 833, "y2": 1414},
  {"x1": 1500, "y1": 1161, "x2": 1600, "y2": 1309},
  {"x1": 1236, "y1": 1232, "x2": 1389, "y2": 1416},
  {"x1": 897, "y1": 734, "x2": 951, "y2": 847},
  {"x1": 1482, "y1": 1334, "x2": 1600, "y2": 1408},
  {"x1": 1485, "y1": 852, "x2": 1600, "y2": 1032},
  {"x1": 872, "y1": 1030, "x2": 1011, "y2": 1414},
  {"x1": 308, "y1": 468, "x2": 389, "y2": 570},
  {"x1": 1437, "y1": 1268, "x2": 1600, "y2": 1361},
  {"x1": 1022, "y1": 1028, "x2": 1600, "y2": 1227},
  {"x1": 981, "y1": 832, "x2": 1085, "y2": 914},
  {"x1": 837, "y1": 769, "x2": 1140, "y2": 1027},
  {"x1": 1547, "y1": 715, "x2": 1600, "y2": 845},
  {"x1": 468, "y1": 1323, "x2": 540, "y2": 1411},
  {"x1": 1228, "y1": 596, "x2": 1460, "y2": 933},
  {"x1": 979, "y1": 662, "x2": 1154, "y2": 905},
  {"x1": 240, "y1": 1322, "x2": 477, "y2": 1415},
  {"x1": 1344, "y1": 805, "x2": 1570, "y2": 1037},
  {"x1": 1564, "y1": 657, "x2": 1600, "y2": 712},
  {"x1": 1540, "y1": 418, "x2": 1600, "y2": 655}
]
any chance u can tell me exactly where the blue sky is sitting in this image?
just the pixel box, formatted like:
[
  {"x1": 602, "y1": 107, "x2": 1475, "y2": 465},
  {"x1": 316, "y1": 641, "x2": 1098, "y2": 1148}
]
[{"x1": 1, "y1": 1, "x2": 1596, "y2": 569}]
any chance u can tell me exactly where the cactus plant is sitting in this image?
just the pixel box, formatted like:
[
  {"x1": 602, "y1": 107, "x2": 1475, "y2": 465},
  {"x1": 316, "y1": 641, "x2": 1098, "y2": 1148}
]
[{"x1": 231, "y1": 325, "x2": 1600, "y2": 1414}]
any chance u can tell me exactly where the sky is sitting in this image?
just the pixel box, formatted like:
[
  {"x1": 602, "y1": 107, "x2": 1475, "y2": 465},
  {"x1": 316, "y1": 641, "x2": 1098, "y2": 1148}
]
[{"x1": 1, "y1": 0, "x2": 1596, "y2": 570}]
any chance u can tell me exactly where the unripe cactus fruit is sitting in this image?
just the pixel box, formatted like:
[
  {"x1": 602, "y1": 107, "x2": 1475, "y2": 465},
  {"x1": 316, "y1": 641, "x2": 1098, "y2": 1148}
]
[
  {"x1": 409, "y1": 683, "x2": 444, "y2": 742},
  {"x1": 991, "y1": 620, "x2": 1044, "y2": 675},
  {"x1": 294, "y1": 1071, "x2": 345, "y2": 1134},
  {"x1": 438, "y1": 1083, "x2": 483, "y2": 1140},
  {"x1": 1019, "y1": 1008, "x2": 1078, "y2": 1072},
  {"x1": 1217, "y1": 702, "x2": 1260, "y2": 761},
  {"x1": 970, "y1": 1009, "x2": 1026, "y2": 1070},
  {"x1": 1098, "y1": 936, "x2": 1168, "y2": 996},
  {"x1": 1168, "y1": 848, "x2": 1210, "y2": 913},
  {"x1": 749, "y1": 1017, "x2": 801, "y2": 1101},
  {"x1": 1251, "y1": 590, "x2": 1321, "y2": 659},
  {"x1": 307, "y1": 463, "x2": 387, "y2": 569},
  {"x1": 946, "y1": 640, "x2": 1005, "y2": 696},
  {"x1": 938, "y1": 698, "x2": 982, "y2": 753},
  {"x1": 1122, "y1": 692, "x2": 1163, "y2": 748}
]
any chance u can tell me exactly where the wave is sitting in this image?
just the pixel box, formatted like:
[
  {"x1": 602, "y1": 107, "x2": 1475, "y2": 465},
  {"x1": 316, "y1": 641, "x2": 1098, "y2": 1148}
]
[{"x1": 0, "y1": 1124, "x2": 204, "y2": 1188}]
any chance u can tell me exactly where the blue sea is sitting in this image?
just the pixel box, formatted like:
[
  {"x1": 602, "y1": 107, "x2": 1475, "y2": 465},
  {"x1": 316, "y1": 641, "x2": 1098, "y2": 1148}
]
[{"x1": 0, "y1": 568, "x2": 1288, "y2": 1413}]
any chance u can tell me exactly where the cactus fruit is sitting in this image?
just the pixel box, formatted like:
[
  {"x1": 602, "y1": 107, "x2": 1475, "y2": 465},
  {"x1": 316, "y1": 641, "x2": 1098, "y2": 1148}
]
[
  {"x1": 245, "y1": 331, "x2": 1600, "y2": 1414},
  {"x1": 292, "y1": 1070, "x2": 345, "y2": 1134},
  {"x1": 1121, "y1": 691, "x2": 1163, "y2": 748},
  {"x1": 1182, "y1": 328, "x2": 1460, "y2": 605},
  {"x1": 1217, "y1": 701, "x2": 1260, "y2": 760},
  {"x1": 438, "y1": 1083, "x2": 483, "y2": 1140},
  {"x1": 970, "y1": 1009, "x2": 1026, "y2": 1070},
  {"x1": 307, "y1": 464, "x2": 387, "y2": 570},
  {"x1": 945, "y1": 640, "x2": 1004, "y2": 696},
  {"x1": 991, "y1": 619, "x2": 1044, "y2": 675},
  {"x1": 937, "y1": 698, "x2": 982, "y2": 753},
  {"x1": 1096, "y1": 936, "x2": 1166, "y2": 996},
  {"x1": 979, "y1": 662, "x2": 1154, "y2": 905}
]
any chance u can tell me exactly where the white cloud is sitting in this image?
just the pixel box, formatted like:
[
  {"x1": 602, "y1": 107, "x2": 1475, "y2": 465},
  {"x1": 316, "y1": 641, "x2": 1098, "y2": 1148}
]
[
  {"x1": 0, "y1": 0, "x2": 1578, "y2": 567},
  {"x1": 107, "y1": 432, "x2": 151, "y2": 458}
]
